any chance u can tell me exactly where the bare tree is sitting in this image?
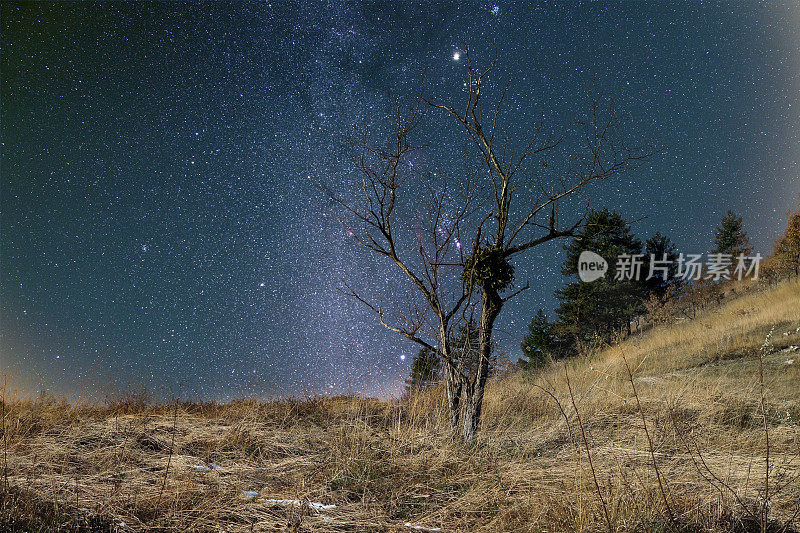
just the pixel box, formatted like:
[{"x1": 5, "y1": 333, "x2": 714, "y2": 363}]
[
  {"x1": 326, "y1": 85, "x2": 479, "y2": 430},
  {"x1": 328, "y1": 47, "x2": 657, "y2": 442}
]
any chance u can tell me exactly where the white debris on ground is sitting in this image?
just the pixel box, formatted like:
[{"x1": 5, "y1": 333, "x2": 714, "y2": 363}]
[
  {"x1": 188, "y1": 462, "x2": 225, "y2": 475},
  {"x1": 260, "y1": 498, "x2": 337, "y2": 511},
  {"x1": 240, "y1": 491, "x2": 336, "y2": 511},
  {"x1": 780, "y1": 345, "x2": 799, "y2": 353},
  {"x1": 786, "y1": 359, "x2": 795, "y2": 365},
  {"x1": 404, "y1": 523, "x2": 442, "y2": 532}
]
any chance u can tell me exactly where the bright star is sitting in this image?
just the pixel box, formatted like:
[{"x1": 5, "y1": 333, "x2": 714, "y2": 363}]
[{"x1": 453, "y1": 51, "x2": 460, "y2": 61}]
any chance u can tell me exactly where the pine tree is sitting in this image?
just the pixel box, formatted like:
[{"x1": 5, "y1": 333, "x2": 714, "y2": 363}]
[
  {"x1": 643, "y1": 232, "x2": 682, "y2": 299},
  {"x1": 405, "y1": 347, "x2": 441, "y2": 393},
  {"x1": 711, "y1": 210, "x2": 752, "y2": 257},
  {"x1": 555, "y1": 209, "x2": 644, "y2": 342},
  {"x1": 520, "y1": 309, "x2": 556, "y2": 369}
]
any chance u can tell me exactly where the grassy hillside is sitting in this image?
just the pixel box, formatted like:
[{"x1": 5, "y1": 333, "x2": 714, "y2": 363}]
[{"x1": 2, "y1": 279, "x2": 799, "y2": 532}]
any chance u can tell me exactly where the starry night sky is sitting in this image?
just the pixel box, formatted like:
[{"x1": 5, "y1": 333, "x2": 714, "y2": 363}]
[{"x1": 2, "y1": 2, "x2": 799, "y2": 400}]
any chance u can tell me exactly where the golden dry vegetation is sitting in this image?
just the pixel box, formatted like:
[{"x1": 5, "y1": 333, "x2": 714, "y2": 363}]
[{"x1": 2, "y1": 279, "x2": 799, "y2": 532}]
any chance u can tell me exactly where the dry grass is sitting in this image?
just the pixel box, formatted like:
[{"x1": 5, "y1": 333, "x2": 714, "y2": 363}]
[{"x1": 2, "y1": 279, "x2": 799, "y2": 532}]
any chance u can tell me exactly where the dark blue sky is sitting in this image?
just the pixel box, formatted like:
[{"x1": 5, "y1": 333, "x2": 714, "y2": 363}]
[{"x1": 2, "y1": 2, "x2": 798, "y2": 399}]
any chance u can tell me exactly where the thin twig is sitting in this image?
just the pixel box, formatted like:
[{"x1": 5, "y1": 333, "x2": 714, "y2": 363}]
[
  {"x1": 619, "y1": 346, "x2": 677, "y2": 528},
  {"x1": 157, "y1": 398, "x2": 179, "y2": 509},
  {"x1": 758, "y1": 327, "x2": 773, "y2": 533},
  {"x1": 564, "y1": 363, "x2": 613, "y2": 532}
]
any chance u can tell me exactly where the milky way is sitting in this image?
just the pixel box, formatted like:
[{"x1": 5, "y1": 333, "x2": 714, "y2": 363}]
[{"x1": 2, "y1": 2, "x2": 799, "y2": 399}]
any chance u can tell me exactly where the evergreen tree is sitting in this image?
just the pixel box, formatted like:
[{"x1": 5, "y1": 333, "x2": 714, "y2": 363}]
[
  {"x1": 405, "y1": 347, "x2": 441, "y2": 393},
  {"x1": 643, "y1": 232, "x2": 682, "y2": 299},
  {"x1": 520, "y1": 309, "x2": 556, "y2": 369},
  {"x1": 711, "y1": 210, "x2": 752, "y2": 257},
  {"x1": 555, "y1": 209, "x2": 644, "y2": 342}
]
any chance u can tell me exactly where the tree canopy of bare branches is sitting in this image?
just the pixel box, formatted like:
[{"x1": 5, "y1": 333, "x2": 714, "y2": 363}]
[{"x1": 326, "y1": 47, "x2": 659, "y2": 443}]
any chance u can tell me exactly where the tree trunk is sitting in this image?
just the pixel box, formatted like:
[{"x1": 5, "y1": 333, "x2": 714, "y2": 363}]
[
  {"x1": 461, "y1": 287, "x2": 502, "y2": 443},
  {"x1": 461, "y1": 382, "x2": 479, "y2": 442},
  {"x1": 438, "y1": 326, "x2": 462, "y2": 433},
  {"x1": 444, "y1": 363, "x2": 462, "y2": 431}
]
